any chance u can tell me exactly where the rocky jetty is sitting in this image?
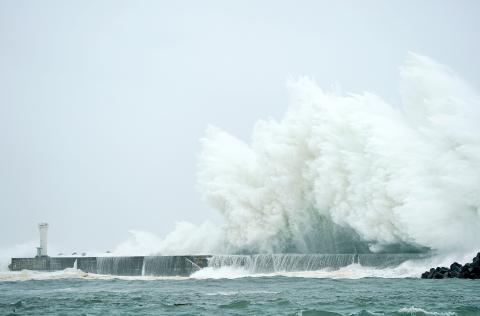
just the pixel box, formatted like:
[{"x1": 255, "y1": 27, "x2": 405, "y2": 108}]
[{"x1": 421, "y1": 252, "x2": 480, "y2": 279}]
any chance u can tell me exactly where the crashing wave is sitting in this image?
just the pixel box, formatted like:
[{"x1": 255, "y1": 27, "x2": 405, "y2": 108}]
[
  {"x1": 116, "y1": 53, "x2": 480, "y2": 257},
  {"x1": 197, "y1": 53, "x2": 480, "y2": 255}
]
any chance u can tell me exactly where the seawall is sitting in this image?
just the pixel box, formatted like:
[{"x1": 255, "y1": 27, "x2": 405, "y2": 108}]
[
  {"x1": 9, "y1": 255, "x2": 211, "y2": 276},
  {"x1": 9, "y1": 253, "x2": 429, "y2": 276}
]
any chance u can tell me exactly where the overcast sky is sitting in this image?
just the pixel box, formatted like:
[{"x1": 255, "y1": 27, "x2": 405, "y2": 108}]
[{"x1": 1, "y1": 0, "x2": 479, "y2": 253}]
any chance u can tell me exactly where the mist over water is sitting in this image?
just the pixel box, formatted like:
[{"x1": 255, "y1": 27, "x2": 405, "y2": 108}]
[{"x1": 116, "y1": 53, "x2": 480, "y2": 261}]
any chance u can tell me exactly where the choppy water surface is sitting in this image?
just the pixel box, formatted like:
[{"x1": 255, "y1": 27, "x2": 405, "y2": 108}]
[{"x1": 1, "y1": 274, "x2": 478, "y2": 315}]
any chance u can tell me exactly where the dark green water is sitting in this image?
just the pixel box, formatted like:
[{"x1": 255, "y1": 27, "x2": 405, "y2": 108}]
[{"x1": 0, "y1": 277, "x2": 478, "y2": 315}]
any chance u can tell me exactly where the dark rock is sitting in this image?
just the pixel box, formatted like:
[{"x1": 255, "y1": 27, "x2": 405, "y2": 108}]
[
  {"x1": 421, "y1": 252, "x2": 480, "y2": 279},
  {"x1": 450, "y1": 262, "x2": 462, "y2": 272},
  {"x1": 473, "y1": 253, "x2": 480, "y2": 264}
]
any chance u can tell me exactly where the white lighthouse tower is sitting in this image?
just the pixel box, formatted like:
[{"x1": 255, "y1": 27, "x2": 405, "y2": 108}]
[{"x1": 36, "y1": 223, "x2": 49, "y2": 257}]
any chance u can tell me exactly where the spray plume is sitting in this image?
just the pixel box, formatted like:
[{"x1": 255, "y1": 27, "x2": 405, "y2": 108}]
[{"x1": 117, "y1": 54, "x2": 480, "y2": 257}]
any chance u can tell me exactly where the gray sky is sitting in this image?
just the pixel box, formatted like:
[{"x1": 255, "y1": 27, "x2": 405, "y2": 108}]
[{"x1": 1, "y1": 0, "x2": 479, "y2": 253}]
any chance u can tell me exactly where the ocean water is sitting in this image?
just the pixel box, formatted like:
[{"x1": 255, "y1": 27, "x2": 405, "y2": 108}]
[{"x1": 0, "y1": 269, "x2": 479, "y2": 316}]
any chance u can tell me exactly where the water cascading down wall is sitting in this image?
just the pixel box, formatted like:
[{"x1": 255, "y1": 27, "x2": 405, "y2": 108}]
[{"x1": 9, "y1": 253, "x2": 429, "y2": 276}]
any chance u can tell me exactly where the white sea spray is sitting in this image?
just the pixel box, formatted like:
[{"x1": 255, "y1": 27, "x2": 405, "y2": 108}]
[{"x1": 112, "y1": 54, "x2": 480, "y2": 265}]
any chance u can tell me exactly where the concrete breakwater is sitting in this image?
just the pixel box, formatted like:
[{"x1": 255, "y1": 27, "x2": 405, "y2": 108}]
[
  {"x1": 208, "y1": 253, "x2": 429, "y2": 273},
  {"x1": 9, "y1": 253, "x2": 429, "y2": 276},
  {"x1": 9, "y1": 256, "x2": 211, "y2": 276}
]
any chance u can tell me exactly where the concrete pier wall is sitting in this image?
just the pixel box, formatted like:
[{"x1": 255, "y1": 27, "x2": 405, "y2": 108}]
[
  {"x1": 96, "y1": 256, "x2": 144, "y2": 276},
  {"x1": 9, "y1": 253, "x2": 428, "y2": 276},
  {"x1": 9, "y1": 257, "x2": 77, "y2": 272},
  {"x1": 9, "y1": 255, "x2": 212, "y2": 276}
]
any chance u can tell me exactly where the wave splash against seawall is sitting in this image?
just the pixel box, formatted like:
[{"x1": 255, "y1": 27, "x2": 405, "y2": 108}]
[
  {"x1": 117, "y1": 54, "x2": 480, "y2": 257},
  {"x1": 1, "y1": 253, "x2": 431, "y2": 280}
]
